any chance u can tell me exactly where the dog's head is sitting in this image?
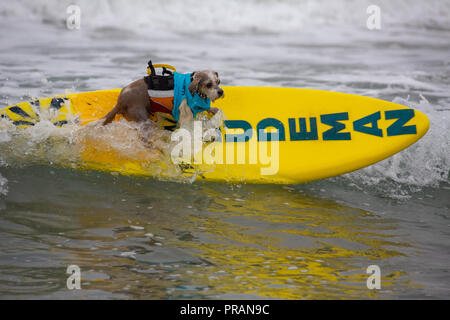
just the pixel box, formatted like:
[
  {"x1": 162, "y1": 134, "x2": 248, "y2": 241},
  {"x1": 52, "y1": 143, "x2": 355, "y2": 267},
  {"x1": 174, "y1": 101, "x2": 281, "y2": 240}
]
[{"x1": 188, "y1": 70, "x2": 224, "y2": 101}]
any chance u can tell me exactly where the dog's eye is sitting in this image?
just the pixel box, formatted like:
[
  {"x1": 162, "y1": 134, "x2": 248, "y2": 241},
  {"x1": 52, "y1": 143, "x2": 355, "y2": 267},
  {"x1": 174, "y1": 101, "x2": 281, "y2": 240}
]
[{"x1": 206, "y1": 82, "x2": 213, "y2": 88}]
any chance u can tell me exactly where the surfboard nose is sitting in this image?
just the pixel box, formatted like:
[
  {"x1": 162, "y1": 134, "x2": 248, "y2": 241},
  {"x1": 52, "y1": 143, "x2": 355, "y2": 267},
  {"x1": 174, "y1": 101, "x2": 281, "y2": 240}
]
[{"x1": 414, "y1": 109, "x2": 430, "y2": 141}]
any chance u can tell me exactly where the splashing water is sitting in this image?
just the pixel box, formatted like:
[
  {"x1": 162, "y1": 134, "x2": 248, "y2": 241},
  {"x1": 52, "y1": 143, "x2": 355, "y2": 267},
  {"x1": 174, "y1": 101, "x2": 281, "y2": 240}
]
[
  {"x1": 340, "y1": 95, "x2": 450, "y2": 198},
  {"x1": 0, "y1": 104, "x2": 227, "y2": 183}
]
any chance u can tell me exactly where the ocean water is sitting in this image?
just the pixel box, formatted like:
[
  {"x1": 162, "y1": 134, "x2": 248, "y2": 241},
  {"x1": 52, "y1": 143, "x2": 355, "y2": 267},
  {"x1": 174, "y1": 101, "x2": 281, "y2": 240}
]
[{"x1": 0, "y1": 0, "x2": 449, "y2": 299}]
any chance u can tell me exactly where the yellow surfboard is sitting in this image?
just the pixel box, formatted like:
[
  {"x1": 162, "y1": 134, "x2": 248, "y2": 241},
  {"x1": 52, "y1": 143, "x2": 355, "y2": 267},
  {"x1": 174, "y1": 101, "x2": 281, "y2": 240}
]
[{"x1": 0, "y1": 87, "x2": 429, "y2": 184}]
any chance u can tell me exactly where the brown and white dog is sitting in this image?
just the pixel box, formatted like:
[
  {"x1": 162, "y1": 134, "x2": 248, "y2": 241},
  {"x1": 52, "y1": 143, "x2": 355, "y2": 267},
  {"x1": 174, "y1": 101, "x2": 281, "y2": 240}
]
[{"x1": 102, "y1": 70, "x2": 224, "y2": 128}]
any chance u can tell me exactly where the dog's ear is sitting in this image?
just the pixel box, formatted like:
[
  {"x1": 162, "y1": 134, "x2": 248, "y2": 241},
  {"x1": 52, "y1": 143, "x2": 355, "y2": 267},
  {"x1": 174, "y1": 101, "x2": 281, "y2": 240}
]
[{"x1": 189, "y1": 72, "x2": 201, "y2": 95}]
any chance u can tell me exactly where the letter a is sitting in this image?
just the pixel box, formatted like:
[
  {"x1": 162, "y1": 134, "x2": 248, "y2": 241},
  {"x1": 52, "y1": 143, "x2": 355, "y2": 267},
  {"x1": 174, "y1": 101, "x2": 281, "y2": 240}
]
[
  {"x1": 366, "y1": 265, "x2": 381, "y2": 289},
  {"x1": 366, "y1": 5, "x2": 381, "y2": 30}
]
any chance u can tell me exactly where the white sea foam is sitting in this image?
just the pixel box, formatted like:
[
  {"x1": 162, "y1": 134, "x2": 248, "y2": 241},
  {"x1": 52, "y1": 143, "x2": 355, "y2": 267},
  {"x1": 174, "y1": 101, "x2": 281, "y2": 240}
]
[
  {"x1": 0, "y1": 108, "x2": 226, "y2": 183},
  {"x1": 0, "y1": 172, "x2": 7, "y2": 196},
  {"x1": 341, "y1": 95, "x2": 450, "y2": 197},
  {"x1": 1, "y1": 0, "x2": 449, "y2": 33}
]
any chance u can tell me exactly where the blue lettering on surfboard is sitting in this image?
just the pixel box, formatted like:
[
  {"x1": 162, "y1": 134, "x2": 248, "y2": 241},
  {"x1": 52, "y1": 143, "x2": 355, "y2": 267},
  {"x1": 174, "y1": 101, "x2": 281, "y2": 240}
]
[
  {"x1": 224, "y1": 120, "x2": 252, "y2": 142},
  {"x1": 353, "y1": 111, "x2": 383, "y2": 137},
  {"x1": 288, "y1": 118, "x2": 318, "y2": 141},
  {"x1": 222, "y1": 109, "x2": 417, "y2": 142},
  {"x1": 320, "y1": 112, "x2": 351, "y2": 140},
  {"x1": 257, "y1": 118, "x2": 286, "y2": 142},
  {"x1": 385, "y1": 109, "x2": 417, "y2": 136}
]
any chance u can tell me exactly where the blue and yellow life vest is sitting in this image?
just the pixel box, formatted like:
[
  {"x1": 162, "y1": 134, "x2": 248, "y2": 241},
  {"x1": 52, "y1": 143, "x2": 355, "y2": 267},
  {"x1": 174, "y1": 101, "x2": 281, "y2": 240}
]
[{"x1": 144, "y1": 61, "x2": 211, "y2": 130}]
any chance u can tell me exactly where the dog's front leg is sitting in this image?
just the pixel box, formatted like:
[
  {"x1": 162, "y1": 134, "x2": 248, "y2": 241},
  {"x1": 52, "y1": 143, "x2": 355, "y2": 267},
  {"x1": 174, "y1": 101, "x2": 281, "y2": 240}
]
[{"x1": 178, "y1": 99, "x2": 194, "y2": 130}]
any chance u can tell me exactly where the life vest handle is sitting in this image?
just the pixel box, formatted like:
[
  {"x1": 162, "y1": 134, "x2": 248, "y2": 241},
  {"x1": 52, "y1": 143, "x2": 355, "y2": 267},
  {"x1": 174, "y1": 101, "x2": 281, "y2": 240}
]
[{"x1": 147, "y1": 62, "x2": 177, "y2": 75}]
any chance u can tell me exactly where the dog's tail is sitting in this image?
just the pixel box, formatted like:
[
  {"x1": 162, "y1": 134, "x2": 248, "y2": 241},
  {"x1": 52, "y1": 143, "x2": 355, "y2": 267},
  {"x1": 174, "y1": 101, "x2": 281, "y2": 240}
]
[{"x1": 102, "y1": 104, "x2": 121, "y2": 125}]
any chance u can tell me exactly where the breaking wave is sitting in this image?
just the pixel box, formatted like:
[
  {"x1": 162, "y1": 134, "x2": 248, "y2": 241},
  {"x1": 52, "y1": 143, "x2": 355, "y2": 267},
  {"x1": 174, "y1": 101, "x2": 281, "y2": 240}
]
[{"x1": 1, "y1": 0, "x2": 449, "y2": 33}]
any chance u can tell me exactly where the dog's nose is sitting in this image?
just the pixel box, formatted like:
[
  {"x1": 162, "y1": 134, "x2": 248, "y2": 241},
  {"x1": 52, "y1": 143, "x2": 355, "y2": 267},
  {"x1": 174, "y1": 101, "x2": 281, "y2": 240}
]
[{"x1": 218, "y1": 88, "x2": 224, "y2": 96}]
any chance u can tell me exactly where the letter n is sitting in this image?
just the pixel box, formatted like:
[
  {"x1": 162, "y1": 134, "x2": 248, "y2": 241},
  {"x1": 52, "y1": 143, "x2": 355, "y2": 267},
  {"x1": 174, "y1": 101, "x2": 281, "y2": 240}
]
[{"x1": 385, "y1": 109, "x2": 417, "y2": 136}]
